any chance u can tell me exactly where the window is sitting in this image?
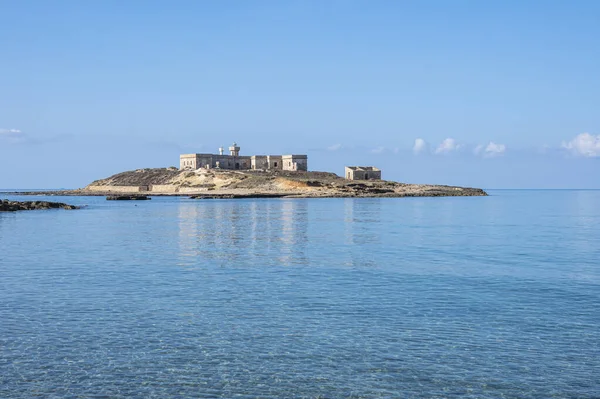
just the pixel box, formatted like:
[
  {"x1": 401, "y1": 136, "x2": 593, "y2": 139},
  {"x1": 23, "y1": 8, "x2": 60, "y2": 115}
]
[{"x1": 274, "y1": 162, "x2": 278, "y2": 167}]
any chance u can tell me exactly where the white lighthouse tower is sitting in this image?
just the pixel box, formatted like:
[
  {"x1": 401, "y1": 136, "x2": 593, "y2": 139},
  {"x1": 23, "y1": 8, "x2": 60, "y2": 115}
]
[{"x1": 229, "y1": 142, "x2": 240, "y2": 156}]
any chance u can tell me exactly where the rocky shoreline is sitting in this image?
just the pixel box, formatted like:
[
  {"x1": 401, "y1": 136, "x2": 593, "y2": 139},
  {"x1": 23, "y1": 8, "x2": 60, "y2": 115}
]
[
  {"x1": 2, "y1": 169, "x2": 488, "y2": 199},
  {"x1": 6, "y1": 187, "x2": 488, "y2": 199},
  {"x1": 0, "y1": 199, "x2": 79, "y2": 212}
]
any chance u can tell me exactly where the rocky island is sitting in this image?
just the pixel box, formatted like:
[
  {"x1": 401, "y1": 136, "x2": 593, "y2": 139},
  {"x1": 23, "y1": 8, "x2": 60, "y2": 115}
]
[
  {"x1": 20, "y1": 168, "x2": 487, "y2": 198},
  {"x1": 12, "y1": 142, "x2": 487, "y2": 198}
]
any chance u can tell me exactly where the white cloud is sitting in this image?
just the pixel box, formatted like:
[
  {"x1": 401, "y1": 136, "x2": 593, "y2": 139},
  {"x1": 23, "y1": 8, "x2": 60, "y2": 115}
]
[
  {"x1": 370, "y1": 146, "x2": 386, "y2": 154},
  {"x1": 327, "y1": 143, "x2": 342, "y2": 151},
  {"x1": 474, "y1": 141, "x2": 506, "y2": 157},
  {"x1": 0, "y1": 128, "x2": 21, "y2": 135},
  {"x1": 0, "y1": 128, "x2": 24, "y2": 143},
  {"x1": 435, "y1": 138, "x2": 462, "y2": 154},
  {"x1": 483, "y1": 142, "x2": 506, "y2": 157},
  {"x1": 413, "y1": 138, "x2": 428, "y2": 155},
  {"x1": 561, "y1": 133, "x2": 600, "y2": 157}
]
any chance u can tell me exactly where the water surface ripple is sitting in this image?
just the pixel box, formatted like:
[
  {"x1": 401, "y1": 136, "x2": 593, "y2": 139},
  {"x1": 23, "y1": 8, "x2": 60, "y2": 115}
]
[{"x1": 1, "y1": 191, "x2": 599, "y2": 398}]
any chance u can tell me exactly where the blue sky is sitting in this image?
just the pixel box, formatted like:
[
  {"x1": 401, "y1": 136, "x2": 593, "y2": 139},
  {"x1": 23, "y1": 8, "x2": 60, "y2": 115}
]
[{"x1": 1, "y1": 0, "x2": 598, "y2": 189}]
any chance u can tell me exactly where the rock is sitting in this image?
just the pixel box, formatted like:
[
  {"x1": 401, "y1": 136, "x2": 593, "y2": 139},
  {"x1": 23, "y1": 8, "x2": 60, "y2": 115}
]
[
  {"x1": 0, "y1": 199, "x2": 80, "y2": 212},
  {"x1": 106, "y1": 195, "x2": 151, "y2": 201},
  {"x1": 190, "y1": 193, "x2": 289, "y2": 200}
]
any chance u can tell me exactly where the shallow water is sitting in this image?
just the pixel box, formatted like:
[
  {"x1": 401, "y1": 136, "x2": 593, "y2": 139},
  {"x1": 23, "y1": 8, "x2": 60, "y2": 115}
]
[{"x1": 1, "y1": 191, "x2": 599, "y2": 398}]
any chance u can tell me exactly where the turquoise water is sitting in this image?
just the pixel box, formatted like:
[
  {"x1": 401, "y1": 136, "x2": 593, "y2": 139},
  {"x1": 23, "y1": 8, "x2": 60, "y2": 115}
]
[{"x1": 1, "y1": 191, "x2": 599, "y2": 398}]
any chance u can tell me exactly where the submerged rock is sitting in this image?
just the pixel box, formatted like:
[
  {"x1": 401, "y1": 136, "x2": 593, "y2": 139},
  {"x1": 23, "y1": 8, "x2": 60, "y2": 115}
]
[
  {"x1": 0, "y1": 200, "x2": 79, "y2": 212},
  {"x1": 190, "y1": 193, "x2": 289, "y2": 199},
  {"x1": 106, "y1": 195, "x2": 151, "y2": 200}
]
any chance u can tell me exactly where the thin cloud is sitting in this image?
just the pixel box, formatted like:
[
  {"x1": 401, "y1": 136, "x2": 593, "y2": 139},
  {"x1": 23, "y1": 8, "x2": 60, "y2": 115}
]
[
  {"x1": 561, "y1": 133, "x2": 600, "y2": 157},
  {"x1": 327, "y1": 143, "x2": 342, "y2": 151},
  {"x1": 370, "y1": 146, "x2": 385, "y2": 154},
  {"x1": 0, "y1": 128, "x2": 25, "y2": 143},
  {"x1": 435, "y1": 138, "x2": 462, "y2": 154},
  {"x1": 0, "y1": 128, "x2": 22, "y2": 135},
  {"x1": 475, "y1": 141, "x2": 506, "y2": 157},
  {"x1": 413, "y1": 138, "x2": 428, "y2": 155},
  {"x1": 485, "y1": 142, "x2": 506, "y2": 157}
]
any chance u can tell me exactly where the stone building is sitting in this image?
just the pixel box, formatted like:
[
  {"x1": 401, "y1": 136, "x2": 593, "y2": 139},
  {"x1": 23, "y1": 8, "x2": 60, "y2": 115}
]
[
  {"x1": 345, "y1": 166, "x2": 382, "y2": 180},
  {"x1": 180, "y1": 143, "x2": 308, "y2": 171},
  {"x1": 282, "y1": 155, "x2": 308, "y2": 171}
]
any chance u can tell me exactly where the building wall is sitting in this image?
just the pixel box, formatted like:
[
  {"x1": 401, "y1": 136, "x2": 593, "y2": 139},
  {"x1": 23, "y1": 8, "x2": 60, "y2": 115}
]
[
  {"x1": 294, "y1": 157, "x2": 308, "y2": 171},
  {"x1": 369, "y1": 170, "x2": 382, "y2": 180},
  {"x1": 181, "y1": 152, "x2": 305, "y2": 171},
  {"x1": 196, "y1": 155, "x2": 213, "y2": 169},
  {"x1": 251, "y1": 156, "x2": 269, "y2": 170},
  {"x1": 345, "y1": 167, "x2": 353, "y2": 180},
  {"x1": 267, "y1": 155, "x2": 283, "y2": 170},
  {"x1": 345, "y1": 167, "x2": 381, "y2": 180},
  {"x1": 212, "y1": 155, "x2": 232, "y2": 169},
  {"x1": 237, "y1": 156, "x2": 252, "y2": 170},
  {"x1": 283, "y1": 155, "x2": 308, "y2": 171},
  {"x1": 207, "y1": 155, "x2": 252, "y2": 170},
  {"x1": 180, "y1": 154, "x2": 215, "y2": 170},
  {"x1": 180, "y1": 154, "x2": 198, "y2": 170}
]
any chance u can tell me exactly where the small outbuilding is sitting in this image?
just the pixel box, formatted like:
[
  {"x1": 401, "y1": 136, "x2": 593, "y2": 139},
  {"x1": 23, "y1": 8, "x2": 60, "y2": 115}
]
[{"x1": 345, "y1": 166, "x2": 382, "y2": 180}]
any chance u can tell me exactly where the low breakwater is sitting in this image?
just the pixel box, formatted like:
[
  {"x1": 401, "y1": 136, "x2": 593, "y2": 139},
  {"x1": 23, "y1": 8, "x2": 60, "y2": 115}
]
[{"x1": 0, "y1": 200, "x2": 79, "y2": 212}]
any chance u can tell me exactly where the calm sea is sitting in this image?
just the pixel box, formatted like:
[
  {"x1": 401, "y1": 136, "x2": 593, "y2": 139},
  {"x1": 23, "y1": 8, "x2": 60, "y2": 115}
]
[{"x1": 1, "y1": 191, "x2": 598, "y2": 398}]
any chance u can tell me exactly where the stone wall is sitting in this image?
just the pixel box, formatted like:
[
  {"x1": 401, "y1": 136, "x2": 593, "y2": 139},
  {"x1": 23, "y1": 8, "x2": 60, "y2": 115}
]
[
  {"x1": 345, "y1": 167, "x2": 382, "y2": 180},
  {"x1": 180, "y1": 154, "x2": 198, "y2": 170},
  {"x1": 251, "y1": 155, "x2": 268, "y2": 170},
  {"x1": 211, "y1": 155, "x2": 252, "y2": 170},
  {"x1": 267, "y1": 155, "x2": 283, "y2": 170},
  {"x1": 87, "y1": 185, "x2": 148, "y2": 193},
  {"x1": 149, "y1": 184, "x2": 179, "y2": 193},
  {"x1": 196, "y1": 155, "x2": 213, "y2": 169},
  {"x1": 181, "y1": 152, "x2": 306, "y2": 171},
  {"x1": 283, "y1": 155, "x2": 308, "y2": 171},
  {"x1": 88, "y1": 185, "x2": 226, "y2": 194}
]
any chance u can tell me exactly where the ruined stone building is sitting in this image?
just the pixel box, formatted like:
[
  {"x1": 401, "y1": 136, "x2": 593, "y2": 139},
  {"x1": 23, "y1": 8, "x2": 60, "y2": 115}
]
[
  {"x1": 180, "y1": 143, "x2": 308, "y2": 171},
  {"x1": 345, "y1": 166, "x2": 382, "y2": 180}
]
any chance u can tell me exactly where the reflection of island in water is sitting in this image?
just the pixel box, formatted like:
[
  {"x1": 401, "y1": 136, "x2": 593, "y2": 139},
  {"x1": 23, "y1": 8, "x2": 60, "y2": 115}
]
[
  {"x1": 177, "y1": 200, "x2": 309, "y2": 268},
  {"x1": 177, "y1": 198, "x2": 452, "y2": 270}
]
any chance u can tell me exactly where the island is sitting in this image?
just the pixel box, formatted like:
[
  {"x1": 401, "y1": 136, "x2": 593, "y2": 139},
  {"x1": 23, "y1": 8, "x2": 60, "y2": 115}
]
[
  {"x1": 15, "y1": 168, "x2": 487, "y2": 198},
  {"x1": 10, "y1": 143, "x2": 487, "y2": 198}
]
